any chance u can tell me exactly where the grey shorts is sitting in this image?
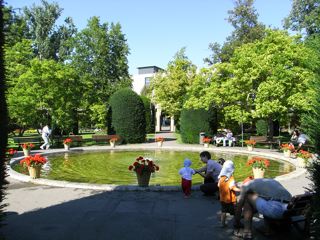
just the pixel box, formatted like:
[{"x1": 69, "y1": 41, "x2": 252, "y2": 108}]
[{"x1": 256, "y1": 197, "x2": 288, "y2": 219}]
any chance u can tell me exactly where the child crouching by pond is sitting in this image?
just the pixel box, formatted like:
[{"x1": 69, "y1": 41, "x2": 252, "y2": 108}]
[
  {"x1": 178, "y1": 158, "x2": 196, "y2": 198},
  {"x1": 218, "y1": 160, "x2": 240, "y2": 227}
]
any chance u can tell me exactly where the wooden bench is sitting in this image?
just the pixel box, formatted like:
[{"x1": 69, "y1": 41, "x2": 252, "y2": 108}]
[
  {"x1": 13, "y1": 136, "x2": 42, "y2": 149},
  {"x1": 92, "y1": 134, "x2": 118, "y2": 143},
  {"x1": 250, "y1": 135, "x2": 279, "y2": 149},
  {"x1": 263, "y1": 192, "x2": 313, "y2": 237}
]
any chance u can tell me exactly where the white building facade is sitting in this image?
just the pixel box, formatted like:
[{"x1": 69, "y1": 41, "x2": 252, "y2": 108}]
[{"x1": 132, "y1": 66, "x2": 175, "y2": 132}]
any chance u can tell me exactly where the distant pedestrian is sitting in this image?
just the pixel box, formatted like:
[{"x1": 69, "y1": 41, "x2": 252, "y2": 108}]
[
  {"x1": 40, "y1": 124, "x2": 51, "y2": 150},
  {"x1": 178, "y1": 158, "x2": 196, "y2": 198}
]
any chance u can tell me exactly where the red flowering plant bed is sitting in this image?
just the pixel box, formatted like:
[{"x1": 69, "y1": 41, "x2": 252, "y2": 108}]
[
  {"x1": 244, "y1": 140, "x2": 256, "y2": 147},
  {"x1": 63, "y1": 138, "x2": 73, "y2": 145},
  {"x1": 296, "y1": 150, "x2": 312, "y2": 160},
  {"x1": 5, "y1": 148, "x2": 17, "y2": 162},
  {"x1": 110, "y1": 136, "x2": 119, "y2": 143},
  {"x1": 20, "y1": 154, "x2": 47, "y2": 168},
  {"x1": 203, "y1": 137, "x2": 212, "y2": 144},
  {"x1": 247, "y1": 156, "x2": 270, "y2": 170},
  {"x1": 128, "y1": 156, "x2": 160, "y2": 175},
  {"x1": 281, "y1": 143, "x2": 295, "y2": 152},
  {"x1": 155, "y1": 137, "x2": 164, "y2": 142},
  {"x1": 21, "y1": 143, "x2": 35, "y2": 150}
]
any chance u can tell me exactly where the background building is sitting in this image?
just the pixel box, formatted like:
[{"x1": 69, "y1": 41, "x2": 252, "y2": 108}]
[{"x1": 131, "y1": 66, "x2": 175, "y2": 132}]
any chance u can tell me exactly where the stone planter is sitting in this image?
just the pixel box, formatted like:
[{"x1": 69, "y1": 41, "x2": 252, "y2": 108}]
[
  {"x1": 252, "y1": 167, "x2": 265, "y2": 179},
  {"x1": 64, "y1": 144, "x2": 70, "y2": 150},
  {"x1": 136, "y1": 171, "x2": 151, "y2": 187},
  {"x1": 110, "y1": 141, "x2": 115, "y2": 148},
  {"x1": 28, "y1": 166, "x2": 41, "y2": 179},
  {"x1": 23, "y1": 148, "x2": 30, "y2": 156},
  {"x1": 283, "y1": 150, "x2": 291, "y2": 158},
  {"x1": 204, "y1": 143, "x2": 209, "y2": 148},
  {"x1": 247, "y1": 146, "x2": 253, "y2": 151},
  {"x1": 157, "y1": 141, "x2": 163, "y2": 147},
  {"x1": 297, "y1": 157, "x2": 307, "y2": 168}
]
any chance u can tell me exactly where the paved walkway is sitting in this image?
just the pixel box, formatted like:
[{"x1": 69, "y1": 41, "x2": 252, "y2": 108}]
[{"x1": 0, "y1": 132, "x2": 312, "y2": 240}]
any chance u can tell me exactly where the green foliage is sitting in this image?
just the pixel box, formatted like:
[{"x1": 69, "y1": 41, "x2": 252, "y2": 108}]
[
  {"x1": 110, "y1": 88, "x2": 146, "y2": 143},
  {"x1": 141, "y1": 96, "x2": 155, "y2": 134},
  {"x1": 256, "y1": 119, "x2": 268, "y2": 136},
  {"x1": 284, "y1": 0, "x2": 320, "y2": 36},
  {"x1": 180, "y1": 108, "x2": 215, "y2": 144},
  {"x1": 205, "y1": 0, "x2": 265, "y2": 64},
  {"x1": 188, "y1": 29, "x2": 318, "y2": 139},
  {"x1": 0, "y1": 0, "x2": 8, "y2": 223},
  {"x1": 151, "y1": 48, "x2": 196, "y2": 118}
]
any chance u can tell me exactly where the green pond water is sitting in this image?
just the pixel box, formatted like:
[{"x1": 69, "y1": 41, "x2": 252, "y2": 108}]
[{"x1": 13, "y1": 150, "x2": 295, "y2": 186}]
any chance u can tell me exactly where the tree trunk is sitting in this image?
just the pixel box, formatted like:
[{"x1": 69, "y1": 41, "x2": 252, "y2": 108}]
[
  {"x1": 268, "y1": 117, "x2": 274, "y2": 140},
  {"x1": 0, "y1": 0, "x2": 9, "y2": 223}
]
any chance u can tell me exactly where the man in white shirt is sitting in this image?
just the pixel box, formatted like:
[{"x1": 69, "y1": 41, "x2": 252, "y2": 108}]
[
  {"x1": 194, "y1": 151, "x2": 222, "y2": 196},
  {"x1": 40, "y1": 124, "x2": 51, "y2": 150}
]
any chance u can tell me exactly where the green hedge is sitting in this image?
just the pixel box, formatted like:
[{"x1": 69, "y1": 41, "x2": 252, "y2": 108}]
[
  {"x1": 180, "y1": 108, "x2": 216, "y2": 144},
  {"x1": 109, "y1": 88, "x2": 146, "y2": 143},
  {"x1": 256, "y1": 119, "x2": 268, "y2": 136},
  {"x1": 141, "y1": 96, "x2": 155, "y2": 134}
]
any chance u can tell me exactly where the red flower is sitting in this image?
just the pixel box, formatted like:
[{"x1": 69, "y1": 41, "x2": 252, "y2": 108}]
[
  {"x1": 128, "y1": 165, "x2": 133, "y2": 171},
  {"x1": 246, "y1": 156, "x2": 270, "y2": 170},
  {"x1": 20, "y1": 154, "x2": 47, "y2": 167},
  {"x1": 155, "y1": 137, "x2": 164, "y2": 142},
  {"x1": 21, "y1": 143, "x2": 35, "y2": 150},
  {"x1": 129, "y1": 156, "x2": 160, "y2": 175},
  {"x1": 136, "y1": 156, "x2": 143, "y2": 161},
  {"x1": 63, "y1": 138, "x2": 73, "y2": 145}
]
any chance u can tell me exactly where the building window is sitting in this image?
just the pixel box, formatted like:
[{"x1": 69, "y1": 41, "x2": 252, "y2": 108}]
[{"x1": 145, "y1": 77, "x2": 151, "y2": 86}]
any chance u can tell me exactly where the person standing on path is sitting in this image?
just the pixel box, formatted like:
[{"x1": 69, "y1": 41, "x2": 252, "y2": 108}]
[
  {"x1": 178, "y1": 158, "x2": 196, "y2": 198},
  {"x1": 40, "y1": 124, "x2": 51, "y2": 150}
]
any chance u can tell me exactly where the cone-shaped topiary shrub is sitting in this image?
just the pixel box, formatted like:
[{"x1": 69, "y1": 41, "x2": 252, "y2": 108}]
[{"x1": 109, "y1": 88, "x2": 146, "y2": 143}]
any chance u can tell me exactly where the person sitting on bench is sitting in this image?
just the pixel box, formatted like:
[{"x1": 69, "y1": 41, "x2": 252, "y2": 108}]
[
  {"x1": 233, "y1": 178, "x2": 292, "y2": 240},
  {"x1": 290, "y1": 129, "x2": 308, "y2": 151}
]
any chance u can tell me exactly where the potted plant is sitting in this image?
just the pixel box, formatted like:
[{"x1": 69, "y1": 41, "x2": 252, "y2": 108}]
[
  {"x1": 5, "y1": 148, "x2": 17, "y2": 163},
  {"x1": 281, "y1": 143, "x2": 295, "y2": 157},
  {"x1": 203, "y1": 137, "x2": 211, "y2": 148},
  {"x1": 295, "y1": 150, "x2": 312, "y2": 168},
  {"x1": 63, "y1": 138, "x2": 73, "y2": 150},
  {"x1": 244, "y1": 140, "x2": 256, "y2": 151},
  {"x1": 20, "y1": 154, "x2": 47, "y2": 179},
  {"x1": 155, "y1": 137, "x2": 164, "y2": 147},
  {"x1": 21, "y1": 143, "x2": 35, "y2": 156},
  {"x1": 109, "y1": 136, "x2": 119, "y2": 148},
  {"x1": 128, "y1": 156, "x2": 160, "y2": 187},
  {"x1": 247, "y1": 156, "x2": 270, "y2": 178}
]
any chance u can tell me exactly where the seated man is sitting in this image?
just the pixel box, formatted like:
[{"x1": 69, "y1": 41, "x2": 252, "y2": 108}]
[
  {"x1": 194, "y1": 151, "x2": 222, "y2": 196},
  {"x1": 234, "y1": 178, "x2": 292, "y2": 239},
  {"x1": 290, "y1": 129, "x2": 308, "y2": 151}
]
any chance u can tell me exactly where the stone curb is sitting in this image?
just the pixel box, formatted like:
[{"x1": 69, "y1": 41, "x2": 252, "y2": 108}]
[{"x1": 8, "y1": 145, "x2": 305, "y2": 191}]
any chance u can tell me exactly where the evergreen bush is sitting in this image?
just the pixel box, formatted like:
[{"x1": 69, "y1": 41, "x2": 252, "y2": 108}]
[
  {"x1": 180, "y1": 108, "x2": 216, "y2": 144},
  {"x1": 256, "y1": 119, "x2": 268, "y2": 136},
  {"x1": 109, "y1": 88, "x2": 146, "y2": 143},
  {"x1": 141, "y1": 96, "x2": 155, "y2": 134}
]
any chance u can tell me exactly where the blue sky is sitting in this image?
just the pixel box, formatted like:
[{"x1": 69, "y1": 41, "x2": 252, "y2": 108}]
[{"x1": 7, "y1": 0, "x2": 292, "y2": 75}]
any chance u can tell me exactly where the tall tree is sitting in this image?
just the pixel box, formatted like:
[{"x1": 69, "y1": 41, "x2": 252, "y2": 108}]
[
  {"x1": 187, "y1": 30, "x2": 317, "y2": 138},
  {"x1": 151, "y1": 48, "x2": 196, "y2": 119},
  {"x1": 205, "y1": 0, "x2": 265, "y2": 65},
  {"x1": 23, "y1": 0, "x2": 62, "y2": 60},
  {"x1": 0, "y1": 0, "x2": 8, "y2": 223},
  {"x1": 72, "y1": 17, "x2": 131, "y2": 128},
  {"x1": 284, "y1": 0, "x2": 320, "y2": 36}
]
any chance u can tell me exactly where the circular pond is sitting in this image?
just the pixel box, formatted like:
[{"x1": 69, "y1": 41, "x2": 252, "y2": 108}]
[{"x1": 13, "y1": 150, "x2": 295, "y2": 186}]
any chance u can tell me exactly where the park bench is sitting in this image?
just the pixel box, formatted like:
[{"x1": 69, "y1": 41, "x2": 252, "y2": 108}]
[
  {"x1": 13, "y1": 136, "x2": 42, "y2": 149},
  {"x1": 263, "y1": 192, "x2": 314, "y2": 237},
  {"x1": 92, "y1": 134, "x2": 119, "y2": 143},
  {"x1": 65, "y1": 135, "x2": 83, "y2": 146},
  {"x1": 249, "y1": 135, "x2": 279, "y2": 149}
]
